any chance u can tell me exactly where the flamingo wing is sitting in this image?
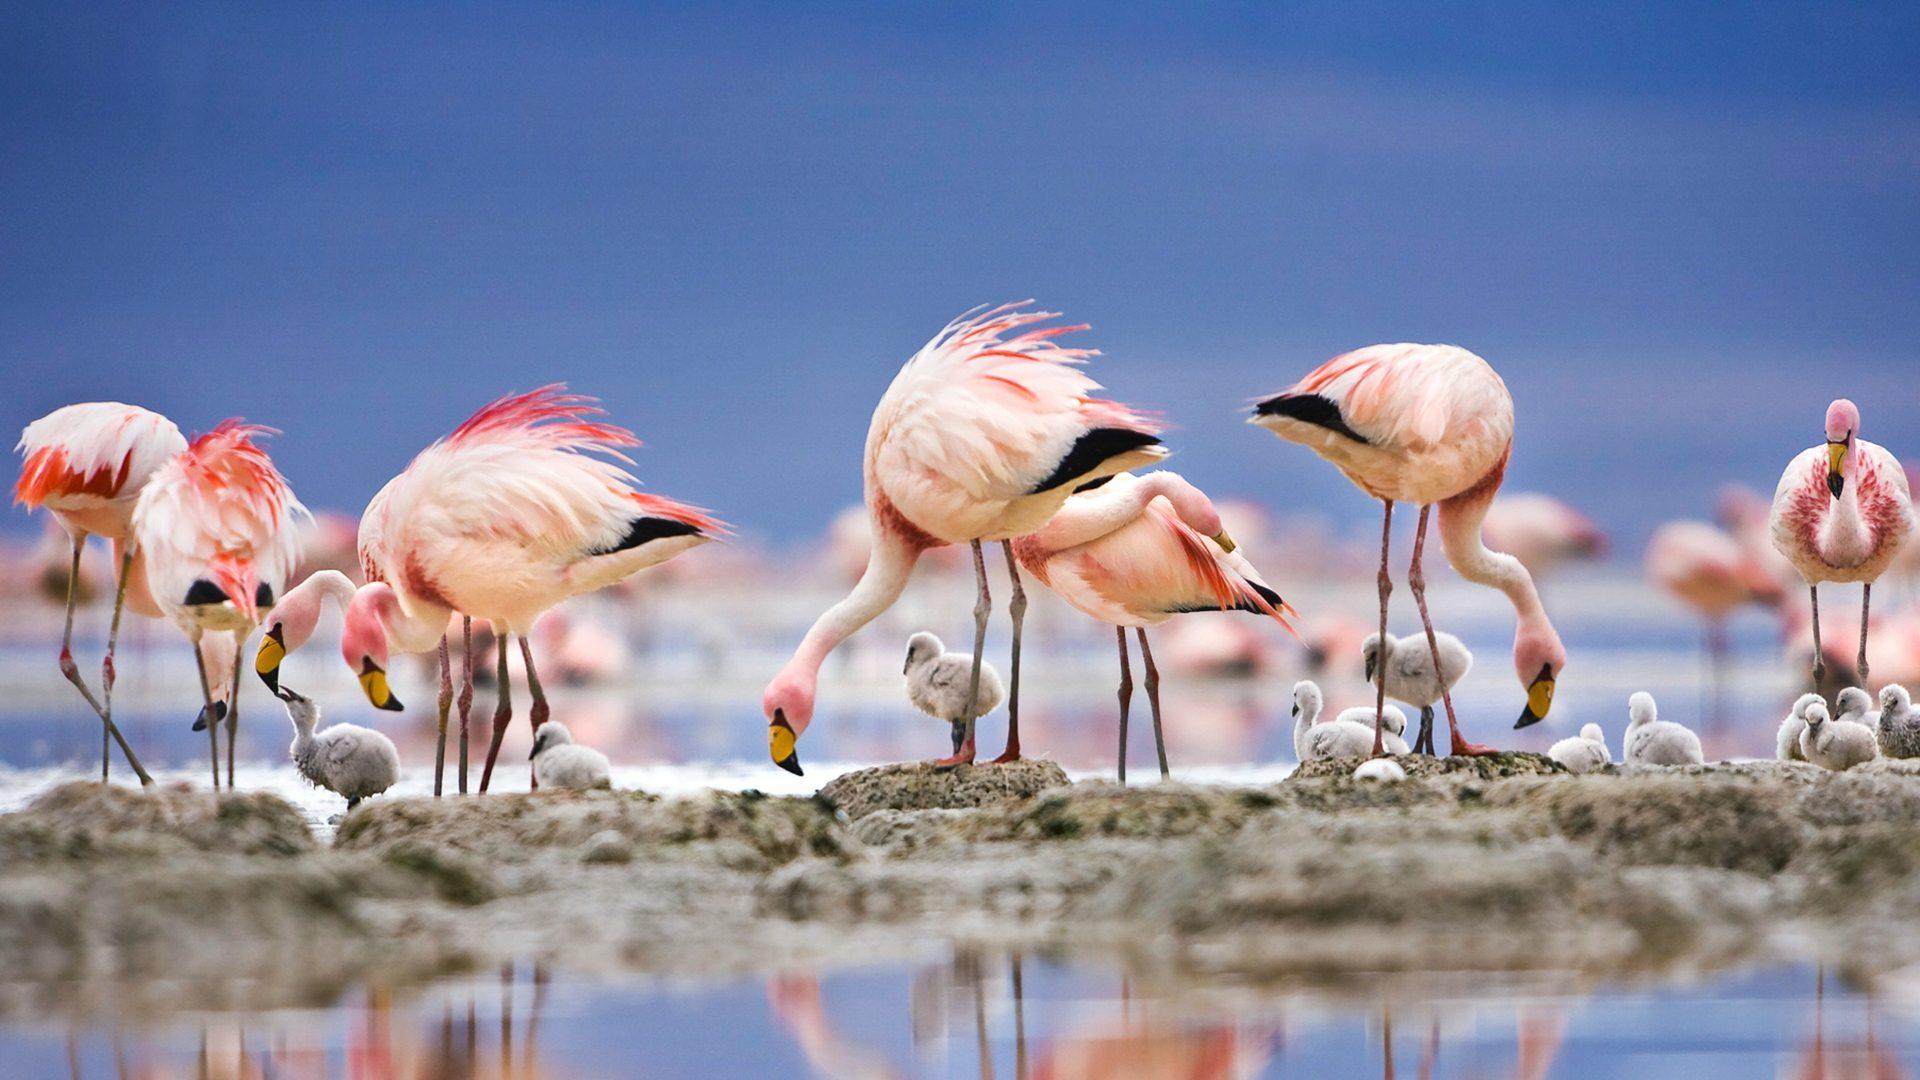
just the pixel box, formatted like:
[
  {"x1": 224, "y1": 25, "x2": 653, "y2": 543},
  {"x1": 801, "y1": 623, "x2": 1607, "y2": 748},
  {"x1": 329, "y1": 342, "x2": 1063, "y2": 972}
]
[
  {"x1": 16, "y1": 402, "x2": 187, "y2": 513},
  {"x1": 1252, "y1": 343, "x2": 1511, "y2": 452}
]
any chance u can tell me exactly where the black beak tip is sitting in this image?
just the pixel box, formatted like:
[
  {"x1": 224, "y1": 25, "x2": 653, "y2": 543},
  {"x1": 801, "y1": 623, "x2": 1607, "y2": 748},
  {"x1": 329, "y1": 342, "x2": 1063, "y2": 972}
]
[
  {"x1": 775, "y1": 754, "x2": 804, "y2": 777},
  {"x1": 258, "y1": 668, "x2": 279, "y2": 693},
  {"x1": 1364, "y1": 658, "x2": 1377, "y2": 681},
  {"x1": 1514, "y1": 708, "x2": 1545, "y2": 730},
  {"x1": 377, "y1": 696, "x2": 405, "y2": 713},
  {"x1": 1828, "y1": 474, "x2": 1845, "y2": 498}
]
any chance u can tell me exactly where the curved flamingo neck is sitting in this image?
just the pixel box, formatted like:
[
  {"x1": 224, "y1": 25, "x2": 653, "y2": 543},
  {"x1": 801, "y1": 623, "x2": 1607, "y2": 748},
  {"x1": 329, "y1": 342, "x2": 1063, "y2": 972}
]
[
  {"x1": 359, "y1": 581, "x2": 448, "y2": 654},
  {"x1": 1437, "y1": 456, "x2": 1561, "y2": 663},
  {"x1": 780, "y1": 526, "x2": 924, "y2": 688}
]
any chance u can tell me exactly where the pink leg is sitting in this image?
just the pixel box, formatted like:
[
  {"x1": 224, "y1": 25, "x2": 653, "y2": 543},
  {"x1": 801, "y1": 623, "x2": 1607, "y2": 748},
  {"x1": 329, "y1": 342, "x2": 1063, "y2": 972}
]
[
  {"x1": 991, "y1": 541, "x2": 1025, "y2": 764},
  {"x1": 1860, "y1": 583, "x2": 1873, "y2": 685},
  {"x1": 434, "y1": 634, "x2": 451, "y2": 796},
  {"x1": 1411, "y1": 505, "x2": 1495, "y2": 757},
  {"x1": 1138, "y1": 629, "x2": 1168, "y2": 778},
  {"x1": 1809, "y1": 586, "x2": 1825, "y2": 688},
  {"x1": 1371, "y1": 502, "x2": 1393, "y2": 757},
  {"x1": 193, "y1": 638, "x2": 220, "y2": 792},
  {"x1": 1116, "y1": 627, "x2": 1132, "y2": 784},
  {"x1": 99, "y1": 545, "x2": 150, "y2": 785},
  {"x1": 519, "y1": 635, "x2": 551, "y2": 790},
  {"x1": 934, "y1": 541, "x2": 989, "y2": 769},
  {"x1": 458, "y1": 616, "x2": 473, "y2": 794},
  {"x1": 478, "y1": 635, "x2": 512, "y2": 792}
]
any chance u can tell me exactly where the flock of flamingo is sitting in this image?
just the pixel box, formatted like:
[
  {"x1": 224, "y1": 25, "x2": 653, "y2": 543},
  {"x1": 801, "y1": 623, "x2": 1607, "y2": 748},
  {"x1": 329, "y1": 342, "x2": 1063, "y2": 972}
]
[{"x1": 11, "y1": 302, "x2": 1917, "y2": 802}]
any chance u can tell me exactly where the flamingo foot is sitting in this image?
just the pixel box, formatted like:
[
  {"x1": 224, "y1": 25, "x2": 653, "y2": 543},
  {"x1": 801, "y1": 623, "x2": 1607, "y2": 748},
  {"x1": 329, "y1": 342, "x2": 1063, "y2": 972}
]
[
  {"x1": 932, "y1": 739, "x2": 976, "y2": 770},
  {"x1": 1449, "y1": 736, "x2": 1500, "y2": 757},
  {"x1": 990, "y1": 747, "x2": 1022, "y2": 765}
]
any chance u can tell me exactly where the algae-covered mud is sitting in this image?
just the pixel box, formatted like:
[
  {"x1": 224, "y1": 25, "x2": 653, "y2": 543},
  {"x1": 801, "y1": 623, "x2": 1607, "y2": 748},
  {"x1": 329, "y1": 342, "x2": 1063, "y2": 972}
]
[{"x1": 12, "y1": 753, "x2": 1920, "y2": 1039}]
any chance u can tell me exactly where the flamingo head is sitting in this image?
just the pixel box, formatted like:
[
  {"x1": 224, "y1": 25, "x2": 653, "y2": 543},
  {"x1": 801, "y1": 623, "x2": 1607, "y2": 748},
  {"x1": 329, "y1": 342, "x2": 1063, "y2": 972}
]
[
  {"x1": 342, "y1": 583, "x2": 403, "y2": 712},
  {"x1": 1289, "y1": 680, "x2": 1322, "y2": 722},
  {"x1": 1804, "y1": 700, "x2": 1831, "y2": 734},
  {"x1": 1627, "y1": 691, "x2": 1658, "y2": 728},
  {"x1": 1883, "y1": 684, "x2": 1912, "y2": 715},
  {"x1": 255, "y1": 570, "x2": 354, "y2": 694},
  {"x1": 762, "y1": 669, "x2": 814, "y2": 776},
  {"x1": 1825, "y1": 399, "x2": 1861, "y2": 498},
  {"x1": 1512, "y1": 623, "x2": 1568, "y2": 729}
]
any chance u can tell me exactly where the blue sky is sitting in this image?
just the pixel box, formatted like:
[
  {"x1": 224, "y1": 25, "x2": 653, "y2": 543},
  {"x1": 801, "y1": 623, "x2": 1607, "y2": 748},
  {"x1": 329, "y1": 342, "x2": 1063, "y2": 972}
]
[{"x1": 5, "y1": 2, "x2": 1917, "y2": 551}]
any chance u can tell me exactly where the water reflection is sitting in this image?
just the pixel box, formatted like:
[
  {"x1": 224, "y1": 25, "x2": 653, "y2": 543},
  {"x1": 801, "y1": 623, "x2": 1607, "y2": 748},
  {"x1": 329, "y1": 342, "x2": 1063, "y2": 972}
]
[{"x1": 24, "y1": 953, "x2": 1920, "y2": 1078}]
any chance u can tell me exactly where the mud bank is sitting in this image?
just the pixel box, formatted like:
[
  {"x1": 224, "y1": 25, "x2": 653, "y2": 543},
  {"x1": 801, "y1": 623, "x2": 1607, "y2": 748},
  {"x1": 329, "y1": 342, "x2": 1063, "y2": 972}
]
[{"x1": 10, "y1": 754, "x2": 1920, "y2": 1021}]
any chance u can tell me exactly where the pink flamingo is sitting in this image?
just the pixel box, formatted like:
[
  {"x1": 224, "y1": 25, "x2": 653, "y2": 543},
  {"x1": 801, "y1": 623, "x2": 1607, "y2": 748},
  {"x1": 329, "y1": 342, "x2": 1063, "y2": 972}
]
[
  {"x1": 266, "y1": 386, "x2": 723, "y2": 794},
  {"x1": 1252, "y1": 343, "x2": 1567, "y2": 755},
  {"x1": 1644, "y1": 519, "x2": 1785, "y2": 712},
  {"x1": 133, "y1": 421, "x2": 306, "y2": 789},
  {"x1": 14, "y1": 402, "x2": 189, "y2": 785},
  {"x1": 1480, "y1": 492, "x2": 1608, "y2": 577},
  {"x1": 1009, "y1": 471, "x2": 1293, "y2": 780},
  {"x1": 1769, "y1": 399, "x2": 1914, "y2": 685},
  {"x1": 762, "y1": 303, "x2": 1165, "y2": 775}
]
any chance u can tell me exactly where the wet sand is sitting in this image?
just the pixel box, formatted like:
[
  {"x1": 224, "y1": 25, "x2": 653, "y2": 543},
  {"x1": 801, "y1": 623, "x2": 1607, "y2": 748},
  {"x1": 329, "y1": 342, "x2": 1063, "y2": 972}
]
[{"x1": 8, "y1": 753, "x2": 1920, "y2": 1024}]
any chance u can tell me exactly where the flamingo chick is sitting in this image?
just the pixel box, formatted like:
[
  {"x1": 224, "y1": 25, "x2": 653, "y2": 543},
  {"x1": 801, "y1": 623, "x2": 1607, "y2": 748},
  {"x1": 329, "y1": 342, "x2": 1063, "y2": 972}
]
[
  {"x1": 1547, "y1": 723, "x2": 1612, "y2": 774},
  {"x1": 529, "y1": 721, "x2": 612, "y2": 791},
  {"x1": 14, "y1": 402, "x2": 187, "y2": 784},
  {"x1": 1336, "y1": 703, "x2": 1412, "y2": 754},
  {"x1": 1010, "y1": 470, "x2": 1294, "y2": 782},
  {"x1": 1875, "y1": 685, "x2": 1919, "y2": 759},
  {"x1": 903, "y1": 632, "x2": 1005, "y2": 757},
  {"x1": 763, "y1": 304, "x2": 1165, "y2": 776},
  {"x1": 134, "y1": 421, "x2": 306, "y2": 790},
  {"x1": 1799, "y1": 700, "x2": 1878, "y2": 772},
  {"x1": 1776, "y1": 692, "x2": 1825, "y2": 763},
  {"x1": 1769, "y1": 399, "x2": 1914, "y2": 686},
  {"x1": 1290, "y1": 681, "x2": 1380, "y2": 763},
  {"x1": 1362, "y1": 630, "x2": 1471, "y2": 756},
  {"x1": 1622, "y1": 692, "x2": 1705, "y2": 767},
  {"x1": 1352, "y1": 758, "x2": 1408, "y2": 782},
  {"x1": 279, "y1": 686, "x2": 399, "y2": 814},
  {"x1": 1253, "y1": 344, "x2": 1567, "y2": 756}
]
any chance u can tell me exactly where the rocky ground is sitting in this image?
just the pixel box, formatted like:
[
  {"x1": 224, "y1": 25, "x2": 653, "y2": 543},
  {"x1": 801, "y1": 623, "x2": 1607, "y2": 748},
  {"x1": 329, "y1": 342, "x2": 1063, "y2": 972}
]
[{"x1": 8, "y1": 752, "x2": 1920, "y2": 1023}]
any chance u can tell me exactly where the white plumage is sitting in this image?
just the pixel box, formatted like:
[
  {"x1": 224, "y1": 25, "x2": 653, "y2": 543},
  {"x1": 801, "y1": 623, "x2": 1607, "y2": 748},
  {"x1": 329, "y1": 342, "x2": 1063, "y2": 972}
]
[
  {"x1": 1776, "y1": 692, "x2": 1825, "y2": 762},
  {"x1": 904, "y1": 632, "x2": 1005, "y2": 753},
  {"x1": 280, "y1": 687, "x2": 398, "y2": 811},
  {"x1": 1877, "y1": 684, "x2": 1920, "y2": 759},
  {"x1": 1548, "y1": 723, "x2": 1612, "y2": 774},
  {"x1": 1352, "y1": 758, "x2": 1407, "y2": 782},
  {"x1": 1334, "y1": 703, "x2": 1411, "y2": 755},
  {"x1": 1799, "y1": 700, "x2": 1879, "y2": 772},
  {"x1": 1290, "y1": 681, "x2": 1380, "y2": 762},
  {"x1": 1362, "y1": 630, "x2": 1471, "y2": 753},
  {"x1": 1623, "y1": 692, "x2": 1705, "y2": 767},
  {"x1": 530, "y1": 721, "x2": 613, "y2": 791}
]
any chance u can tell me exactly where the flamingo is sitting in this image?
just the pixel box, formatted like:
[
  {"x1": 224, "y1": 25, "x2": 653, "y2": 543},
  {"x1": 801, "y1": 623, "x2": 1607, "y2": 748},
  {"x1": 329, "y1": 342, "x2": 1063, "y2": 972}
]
[
  {"x1": 1769, "y1": 399, "x2": 1915, "y2": 686},
  {"x1": 1480, "y1": 492, "x2": 1608, "y2": 577},
  {"x1": 1644, "y1": 519, "x2": 1786, "y2": 716},
  {"x1": 761, "y1": 303, "x2": 1165, "y2": 775},
  {"x1": 264, "y1": 386, "x2": 722, "y2": 794},
  {"x1": 14, "y1": 402, "x2": 189, "y2": 785},
  {"x1": 133, "y1": 420, "x2": 306, "y2": 789},
  {"x1": 1251, "y1": 343, "x2": 1566, "y2": 756},
  {"x1": 1009, "y1": 470, "x2": 1293, "y2": 781}
]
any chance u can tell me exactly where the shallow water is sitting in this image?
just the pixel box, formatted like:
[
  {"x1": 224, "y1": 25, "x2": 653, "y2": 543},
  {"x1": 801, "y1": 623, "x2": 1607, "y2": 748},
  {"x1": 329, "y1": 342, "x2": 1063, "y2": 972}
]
[{"x1": 8, "y1": 953, "x2": 1920, "y2": 1078}]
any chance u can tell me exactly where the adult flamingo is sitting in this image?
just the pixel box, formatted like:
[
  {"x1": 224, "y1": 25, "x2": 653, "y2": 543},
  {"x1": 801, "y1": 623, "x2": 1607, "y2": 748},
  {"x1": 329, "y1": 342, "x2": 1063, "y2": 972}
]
[
  {"x1": 133, "y1": 421, "x2": 306, "y2": 789},
  {"x1": 1009, "y1": 470, "x2": 1293, "y2": 781},
  {"x1": 1769, "y1": 399, "x2": 1914, "y2": 685},
  {"x1": 1644, "y1": 520, "x2": 1785, "y2": 717},
  {"x1": 1251, "y1": 343, "x2": 1566, "y2": 755},
  {"x1": 263, "y1": 386, "x2": 723, "y2": 793},
  {"x1": 15, "y1": 402, "x2": 189, "y2": 785},
  {"x1": 762, "y1": 303, "x2": 1165, "y2": 775}
]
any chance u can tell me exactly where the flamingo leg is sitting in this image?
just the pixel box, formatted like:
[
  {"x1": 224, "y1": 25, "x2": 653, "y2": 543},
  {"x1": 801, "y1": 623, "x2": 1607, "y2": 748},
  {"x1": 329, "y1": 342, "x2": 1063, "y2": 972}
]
[
  {"x1": 1137, "y1": 629, "x2": 1168, "y2": 778},
  {"x1": 458, "y1": 616, "x2": 473, "y2": 794},
  {"x1": 1860, "y1": 583, "x2": 1872, "y2": 685},
  {"x1": 1116, "y1": 626, "x2": 1132, "y2": 784},
  {"x1": 1416, "y1": 706, "x2": 1435, "y2": 756},
  {"x1": 434, "y1": 634, "x2": 451, "y2": 797},
  {"x1": 934, "y1": 540, "x2": 988, "y2": 769},
  {"x1": 1810, "y1": 586, "x2": 1826, "y2": 688},
  {"x1": 478, "y1": 634, "x2": 512, "y2": 793},
  {"x1": 1371, "y1": 502, "x2": 1393, "y2": 757},
  {"x1": 1412, "y1": 505, "x2": 1495, "y2": 757},
  {"x1": 56, "y1": 533, "x2": 145, "y2": 780},
  {"x1": 519, "y1": 635, "x2": 550, "y2": 790},
  {"x1": 225, "y1": 630, "x2": 246, "y2": 788},
  {"x1": 98, "y1": 545, "x2": 150, "y2": 785},
  {"x1": 992, "y1": 541, "x2": 1025, "y2": 764},
  {"x1": 193, "y1": 637, "x2": 219, "y2": 792}
]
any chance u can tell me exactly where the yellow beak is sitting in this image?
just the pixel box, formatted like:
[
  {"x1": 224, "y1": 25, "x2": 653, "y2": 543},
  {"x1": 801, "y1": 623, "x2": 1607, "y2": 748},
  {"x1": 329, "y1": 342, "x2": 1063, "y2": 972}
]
[
  {"x1": 358, "y1": 658, "x2": 403, "y2": 712},
  {"x1": 1827, "y1": 440, "x2": 1848, "y2": 498},
  {"x1": 255, "y1": 625, "x2": 286, "y2": 692},
  {"x1": 1212, "y1": 529, "x2": 1237, "y2": 554},
  {"x1": 1515, "y1": 666, "x2": 1556, "y2": 729},
  {"x1": 769, "y1": 711, "x2": 802, "y2": 776}
]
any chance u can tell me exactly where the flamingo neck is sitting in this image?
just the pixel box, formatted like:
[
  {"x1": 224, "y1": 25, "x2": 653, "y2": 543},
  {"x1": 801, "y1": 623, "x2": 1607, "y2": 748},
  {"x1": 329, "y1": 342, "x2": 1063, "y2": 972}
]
[
  {"x1": 1818, "y1": 466, "x2": 1873, "y2": 567},
  {"x1": 780, "y1": 528, "x2": 924, "y2": 686},
  {"x1": 368, "y1": 583, "x2": 450, "y2": 654},
  {"x1": 1437, "y1": 475, "x2": 1559, "y2": 659}
]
